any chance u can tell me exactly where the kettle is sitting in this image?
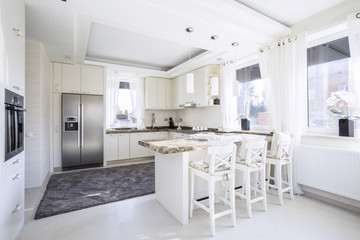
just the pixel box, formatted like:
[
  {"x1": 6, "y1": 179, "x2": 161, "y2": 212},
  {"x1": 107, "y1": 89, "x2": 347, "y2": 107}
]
[{"x1": 213, "y1": 98, "x2": 220, "y2": 105}]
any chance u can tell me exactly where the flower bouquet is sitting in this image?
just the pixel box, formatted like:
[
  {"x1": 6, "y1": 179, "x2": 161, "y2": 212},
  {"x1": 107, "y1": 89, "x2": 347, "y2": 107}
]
[{"x1": 326, "y1": 90, "x2": 359, "y2": 137}]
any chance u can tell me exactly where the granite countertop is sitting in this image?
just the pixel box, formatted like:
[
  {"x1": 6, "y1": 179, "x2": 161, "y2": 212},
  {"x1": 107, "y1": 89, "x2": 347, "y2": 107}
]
[
  {"x1": 138, "y1": 138, "x2": 208, "y2": 154},
  {"x1": 106, "y1": 126, "x2": 273, "y2": 136}
]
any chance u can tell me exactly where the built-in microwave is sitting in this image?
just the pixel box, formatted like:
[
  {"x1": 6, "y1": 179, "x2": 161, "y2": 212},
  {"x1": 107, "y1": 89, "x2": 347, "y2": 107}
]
[{"x1": 5, "y1": 89, "x2": 26, "y2": 161}]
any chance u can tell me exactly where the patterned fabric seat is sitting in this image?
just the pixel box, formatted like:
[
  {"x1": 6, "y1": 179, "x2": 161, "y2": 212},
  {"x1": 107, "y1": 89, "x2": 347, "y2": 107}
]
[
  {"x1": 265, "y1": 150, "x2": 290, "y2": 160},
  {"x1": 189, "y1": 160, "x2": 230, "y2": 174}
]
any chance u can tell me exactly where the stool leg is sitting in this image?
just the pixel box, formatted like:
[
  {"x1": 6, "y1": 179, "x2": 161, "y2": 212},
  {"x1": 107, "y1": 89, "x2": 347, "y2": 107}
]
[
  {"x1": 229, "y1": 173, "x2": 236, "y2": 227},
  {"x1": 245, "y1": 171, "x2": 252, "y2": 218},
  {"x1": 209, "y1": 178, "x2": 216, "y2": 236},
  {"x1": 266, "y1": 162, "x2": 270, "y2": 190},
  {"x1": 261, "y1": 167, "x2": 267, "y2": 212},
  {"x1": 288, "y1": 162, "x2": 294, "y2": 200},
  {"x1": 276, "y1": 164, "x2": 283, "y2": 206},
  {"x1": 189, "y1": 169, "x2": 194, "y2": 218}
]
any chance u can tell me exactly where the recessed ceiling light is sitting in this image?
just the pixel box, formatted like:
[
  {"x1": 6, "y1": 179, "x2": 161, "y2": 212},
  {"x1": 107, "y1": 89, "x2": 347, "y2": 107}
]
[{"x1": 217, "y1": 58, "x2": 223, "y2": 61}]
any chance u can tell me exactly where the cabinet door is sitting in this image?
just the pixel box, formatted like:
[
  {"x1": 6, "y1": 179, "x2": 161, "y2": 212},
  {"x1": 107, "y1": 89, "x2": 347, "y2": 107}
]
[
  {"x1": 105, "y1": 134, "x2": 119, "y2": 161},
  {"x1": 118, "y1": 133, "x2": 130, "y2": 160},
  {"x1": 81, "y1": 65, "x2": 104, "y2": 95},
  {"x1": 62, "y1": 64, "x2": 81, "y2": 93},
  {"x1": 53, "y1": 63, "x2": 62, "y2": 93},
  {"x1": 130, "y1": 133, "x2": 151, "y2": 158},
  {"x1": 157, "y1": 78, "x2": 166, "y2": 109},
  {"x1": 145, "y1": 77, "x2": 158, "y2": 109},
  {"x1": 53, "y1": 93, "x2": 62, "y2": 168},
  {"x1": 165, "y1": 80, "x2": 173, "y2": 109}
]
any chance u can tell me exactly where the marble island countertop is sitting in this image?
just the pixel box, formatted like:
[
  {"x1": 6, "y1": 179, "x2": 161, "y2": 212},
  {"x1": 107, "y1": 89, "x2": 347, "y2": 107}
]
[{"x1": 138, "y1": 138, "x2": 208, "y2": 154}]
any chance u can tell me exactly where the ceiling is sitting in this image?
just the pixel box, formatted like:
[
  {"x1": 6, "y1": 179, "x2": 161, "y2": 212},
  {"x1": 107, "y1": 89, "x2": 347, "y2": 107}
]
[{"x1": 25, "y1": 0, "x2": 346, "y2": 77}]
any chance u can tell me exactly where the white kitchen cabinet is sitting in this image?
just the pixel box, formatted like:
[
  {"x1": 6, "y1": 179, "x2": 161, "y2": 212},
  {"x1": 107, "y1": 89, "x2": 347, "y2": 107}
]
[
  {"x1": 130, "y1": 132, "x2": 153, "y2": 158},
  {"x1": 62, "y1": 64, "x2": 81, "y2": 94},
  {"x1": 165, "y1": 80, "x2": 173, "y2": 109},
  {"x1": 1, "y1": 0, "x2": 25, "y2": 96},
  {"x1": 145, "y1": 77, "x2": 172, "y2": 109},
  {"x1": 172, "y1": 76, "x2": 185, "y2": 109},
  {"x1": 105, "y1": 133, "x2": 130, "y2": 162},
  {"x1": 53, "y1": 93, "x2": 62, "y2": 168},
  {"x1": 105, "y1": 134, "x2": 119, "y2": 161},
  {"x1": 118, "y1": 134, "x2": 130, "y2": 160},
  {"x1": 53, "y1": 62, "x2": 62, "y2": 93},
  {"x1": 80, "y1": 65, "x2": 104, "y2": 95},
  {"x1": 1, "y1": 153, "x2": 25, "y2": 240}
]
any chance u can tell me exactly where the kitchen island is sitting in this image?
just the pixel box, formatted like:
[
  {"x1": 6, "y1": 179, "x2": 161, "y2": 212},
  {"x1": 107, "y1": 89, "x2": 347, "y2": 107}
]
[{"x1": 139, "y1": 138, "x2": 208, "y2": 225}]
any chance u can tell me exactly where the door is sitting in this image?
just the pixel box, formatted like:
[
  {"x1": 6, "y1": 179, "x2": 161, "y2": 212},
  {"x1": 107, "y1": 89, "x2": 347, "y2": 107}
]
[
  {"x1": 62, "y1": 94, "x2": 81, "y2": 168},
  {"x1": 80, "y1": 95, "x2": 103, "y2": 165}
]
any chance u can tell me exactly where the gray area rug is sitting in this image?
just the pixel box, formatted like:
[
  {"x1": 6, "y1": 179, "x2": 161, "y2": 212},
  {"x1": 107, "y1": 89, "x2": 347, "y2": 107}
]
[{"x1": 35, "y1": 162, "x2": 155, "y2": 219}]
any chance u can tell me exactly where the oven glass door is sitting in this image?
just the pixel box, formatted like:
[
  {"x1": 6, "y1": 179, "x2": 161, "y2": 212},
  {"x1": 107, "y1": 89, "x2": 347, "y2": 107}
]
[{"x1": 5, "y1": 104, "x2": 25, "y2": 161}]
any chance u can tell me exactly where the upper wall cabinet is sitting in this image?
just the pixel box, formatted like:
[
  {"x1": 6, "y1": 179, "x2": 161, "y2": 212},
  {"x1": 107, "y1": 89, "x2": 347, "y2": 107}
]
[
  {"x1": 145, "y1": 77, "x2": 172, "y2": 109},
  {"x1": 53, "y1": 63, "x2": 104, "y2": 95},
  {"x1": 1, "y1": 0, "x2": 25, "y2": 96}
]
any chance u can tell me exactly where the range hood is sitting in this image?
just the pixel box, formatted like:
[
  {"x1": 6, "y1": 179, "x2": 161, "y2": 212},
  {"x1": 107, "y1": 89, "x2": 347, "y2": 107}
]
[{"x1": 179, "y1": 102, "x2": 197, "y2": 108}]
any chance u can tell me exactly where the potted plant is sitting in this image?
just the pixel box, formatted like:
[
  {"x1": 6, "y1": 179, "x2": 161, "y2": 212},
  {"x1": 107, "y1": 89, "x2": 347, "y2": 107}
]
[
  {"x1": 326, "y1": 90, "x2": 359, "y2": 137},
  {"x1": 116, "y1": 108, "x2": 128, "y2": 120}
]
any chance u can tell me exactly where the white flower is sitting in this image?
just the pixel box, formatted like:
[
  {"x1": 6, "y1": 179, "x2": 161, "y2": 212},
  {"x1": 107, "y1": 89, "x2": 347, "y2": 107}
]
[{"x1": 326, "y1": 91, "x2": 356, "y2": 118}]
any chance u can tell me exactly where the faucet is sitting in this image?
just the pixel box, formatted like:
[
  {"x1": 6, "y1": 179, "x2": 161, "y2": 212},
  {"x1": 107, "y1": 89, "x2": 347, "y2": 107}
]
[{"x1": 151, "y1": 113, "x2": 155, "y2": 129}]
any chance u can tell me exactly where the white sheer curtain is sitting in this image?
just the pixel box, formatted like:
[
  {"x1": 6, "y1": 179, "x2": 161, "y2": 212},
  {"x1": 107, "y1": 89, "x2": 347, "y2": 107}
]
[
  {"x1": 259, "y1": 32, "x2": 308, "y2": 194},
  {"x1": 106, "y1": 70, "x2": 119, "y2": 128},
  {"x1": 347, "y1": 13, "x2": 360, "y2": 136},
  {"x1": 220, "y1": 62, "x2": 237, "y2": 130},
  {"x1": 105, "y1": 71, "x2": 145, "y2": 129}
]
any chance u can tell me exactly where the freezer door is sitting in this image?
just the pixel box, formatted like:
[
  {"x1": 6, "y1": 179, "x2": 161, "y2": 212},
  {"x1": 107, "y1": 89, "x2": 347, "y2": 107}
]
[
  {"x1": 62, "y1": 94, "x2": 81, "y2": 168},
  {"x1": 80, "y1": 95, "x2": 103, "y2": 165}
]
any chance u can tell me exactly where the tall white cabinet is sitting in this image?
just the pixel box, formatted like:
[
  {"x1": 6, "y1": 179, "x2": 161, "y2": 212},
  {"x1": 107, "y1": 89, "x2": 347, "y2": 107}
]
[
  {"x1": 51, "y1": 63, "x2": 105, "y2": 169},
  {"x1": 1, "y1": 0, "x2": 25, "y2": 239},
  {"x1": 145, "y1": 77, "x2": 173, "y2": 109}
]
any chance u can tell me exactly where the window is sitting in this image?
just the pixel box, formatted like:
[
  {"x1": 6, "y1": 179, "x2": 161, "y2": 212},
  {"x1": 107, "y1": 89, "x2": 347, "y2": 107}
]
[
  {"x1": 236, "y1": 63, "x2": 269, "y2": 128},
  {"x1": 115, "y1": 81, "x2": 137, "y2": 127},
  {"x1": 307, "y1": 37, "x2": 351, "y2": 129}
]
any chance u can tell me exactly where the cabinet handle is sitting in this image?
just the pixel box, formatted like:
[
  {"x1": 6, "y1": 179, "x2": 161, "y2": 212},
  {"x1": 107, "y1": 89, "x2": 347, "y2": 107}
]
[
  {"x1": 12, "y1": 174, "x2": 21, "y2": 181},
  {"x1": 12, "y1": 159, "x2": 20, "y2": 165},
  {"x1": 13, "y1": 86, "x2": 21, "y2": 90},
  {"x1": 12, "y1": 205, "x2": 21, "y2": 214},
  {"x1": 12, "y1": 28, "x2": 22, "y2": 37},
  {"x1": 56, "y1": 84, "x2": 59, "y2": 91}
]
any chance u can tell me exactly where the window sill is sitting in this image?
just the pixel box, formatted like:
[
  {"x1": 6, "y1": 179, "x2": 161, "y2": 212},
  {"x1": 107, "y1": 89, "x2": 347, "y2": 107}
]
[{"x1": 301, "y1": 134, "x2": 360, "y2": 151}]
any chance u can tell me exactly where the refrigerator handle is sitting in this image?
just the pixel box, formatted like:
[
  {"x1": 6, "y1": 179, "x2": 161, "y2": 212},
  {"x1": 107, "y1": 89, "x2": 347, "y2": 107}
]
[
  {"x1": 81, "y1": 104, "x2": 84, "y2": 148},
  {"x1": 77, "y1": 104, "x2": 81, "y2": 148}
]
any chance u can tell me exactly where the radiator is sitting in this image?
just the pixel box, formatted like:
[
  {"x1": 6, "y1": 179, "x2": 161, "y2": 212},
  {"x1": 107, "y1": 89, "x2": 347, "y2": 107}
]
[{"x1": 295, "y1": 145, "x2": 360, "y2": 201}]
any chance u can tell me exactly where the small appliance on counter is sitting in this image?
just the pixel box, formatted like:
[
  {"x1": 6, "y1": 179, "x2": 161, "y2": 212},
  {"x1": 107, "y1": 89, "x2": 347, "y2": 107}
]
[
  {"x1": 213, "y1": 98, "x2": 220, "y2": 105},
  {"x1": 169, "y1": 117, "x2": 175, "y2": 128}
]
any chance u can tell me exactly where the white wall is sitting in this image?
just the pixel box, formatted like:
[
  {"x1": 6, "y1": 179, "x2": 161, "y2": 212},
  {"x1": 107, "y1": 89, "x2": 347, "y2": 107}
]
[
  {"x1": 25, "y1": 40, "x2": 51, "y2": 188},
  {"x1": 175, "y1": 107, "x2": 222, "y2": 128},
  {"x1": 144, "y1": 110, "x2": 176, "y2": 127}
]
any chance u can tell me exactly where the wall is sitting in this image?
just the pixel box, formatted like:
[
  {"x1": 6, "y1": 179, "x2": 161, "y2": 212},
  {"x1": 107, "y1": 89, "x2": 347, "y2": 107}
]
[
  {"x1": 144, "y1": 110, "x2": 176, "y2": 127},
  {"x1": 291, "y1": 0, "x2": 360, "y2": 35},
  {"x1": 175, "y1": 106, "x2": 222, "y2": 128},
  {"x1": 25, "y1": 40, "x2": 51, "y2": 188}
]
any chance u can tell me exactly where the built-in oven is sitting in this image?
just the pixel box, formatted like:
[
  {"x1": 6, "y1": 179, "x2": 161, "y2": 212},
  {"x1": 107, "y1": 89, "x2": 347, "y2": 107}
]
[{"x1": 5, "y1": 89, "x2": 26, "y2": 161}]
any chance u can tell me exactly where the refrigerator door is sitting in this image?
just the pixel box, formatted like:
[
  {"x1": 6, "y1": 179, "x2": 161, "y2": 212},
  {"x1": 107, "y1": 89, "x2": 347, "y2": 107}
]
[
  {"x1": 80, "y1": 95, "x2": 103, "y2": 165},
  {"x1": 62, "y1": 94, "x2": 81, "y2": 168}
]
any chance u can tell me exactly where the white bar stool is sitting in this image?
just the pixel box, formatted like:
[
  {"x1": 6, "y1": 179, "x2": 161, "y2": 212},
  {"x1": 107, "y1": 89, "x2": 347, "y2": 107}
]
[
  {"x1": 189, "y1": 144, "x2": 237, "y2": 236},
  {"x1": 266, "y1": 138, "x2": 294, "y2": 205},
  {"x1": 235, "y1": 140, "x2": 268, "y2": 218}
]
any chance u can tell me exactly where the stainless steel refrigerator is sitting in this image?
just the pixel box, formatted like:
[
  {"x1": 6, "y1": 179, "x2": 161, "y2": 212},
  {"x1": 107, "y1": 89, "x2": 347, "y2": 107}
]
[{"x1": 61, "y1": 94, "x2": 103, "y2": 170}]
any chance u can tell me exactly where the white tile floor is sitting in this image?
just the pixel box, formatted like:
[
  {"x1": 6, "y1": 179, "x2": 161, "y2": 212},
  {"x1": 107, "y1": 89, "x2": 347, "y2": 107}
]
[{"x1": 19, "y1": 182, "x2": 360, "y2": 240}]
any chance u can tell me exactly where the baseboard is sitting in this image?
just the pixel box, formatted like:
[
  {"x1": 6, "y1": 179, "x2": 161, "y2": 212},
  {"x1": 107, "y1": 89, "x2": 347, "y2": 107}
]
[{"x1": 301, "y1": 185, "x2": 360, "y2": 214}]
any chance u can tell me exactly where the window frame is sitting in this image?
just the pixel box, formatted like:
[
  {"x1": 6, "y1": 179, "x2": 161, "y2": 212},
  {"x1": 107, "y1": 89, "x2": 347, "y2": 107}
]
[
  {"x1": 305, "y1": 23, "x2": 350, "y2": 136},
  {"x1": 235, "y1": 59, "x2": 270, "y2": 131}
]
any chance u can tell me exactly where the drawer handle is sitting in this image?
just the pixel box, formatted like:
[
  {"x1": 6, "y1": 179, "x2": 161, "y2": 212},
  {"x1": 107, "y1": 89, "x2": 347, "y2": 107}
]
[
  {"x1": 12, "y1": 205, "x2": 21, "y2": 214},
  {"x1": 13, "y1": 159, "x2": 20, "y2": 165},
  {"x1": 12, "y1": 174, "x2": 21, "y2": 181},
  {"x1": 13, "y1": 86, "x2": 21, "y2": 90},
  {"x1": 13, "y1": 28, "x2": 22, "y2": 37}
]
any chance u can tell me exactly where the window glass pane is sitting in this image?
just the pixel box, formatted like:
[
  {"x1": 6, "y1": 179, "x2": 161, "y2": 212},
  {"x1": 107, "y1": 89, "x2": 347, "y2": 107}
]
[
  {"x1": 116, "y1": 84, "x2": 137, "y2": 127},
  {"x1": 236, "y1": 64, "x2": 269, "y2": 126},
  {"x1": 307, "y1": 37, "x2": 350, "y2": 128}
]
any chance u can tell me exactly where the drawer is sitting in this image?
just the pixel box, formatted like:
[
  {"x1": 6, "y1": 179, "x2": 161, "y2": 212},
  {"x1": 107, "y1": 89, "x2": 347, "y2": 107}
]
[
  {"x1": 2, "y1": 165, "x2": 25, "y2": 240},
  {"x1": 3, "y1": 152, "x2": 24, "y2": 179}
]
